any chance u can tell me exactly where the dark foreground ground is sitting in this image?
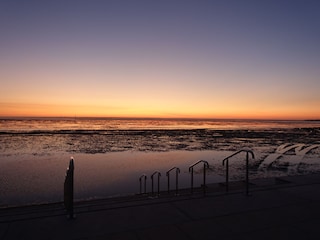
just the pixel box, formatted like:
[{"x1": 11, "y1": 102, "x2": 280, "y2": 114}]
[{"x1": 1, "y1": 173, "x2": 320, "y2": 240}]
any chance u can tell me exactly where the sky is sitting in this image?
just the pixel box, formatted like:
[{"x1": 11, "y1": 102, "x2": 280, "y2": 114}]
[{"x1": 0, "y1": 0, "x2": 320, "y2": 119}]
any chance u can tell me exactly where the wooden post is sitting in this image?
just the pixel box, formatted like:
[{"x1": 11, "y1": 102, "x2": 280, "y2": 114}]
[{"x1": 64, "y1": 157, "x2": 75, "y2": 219}]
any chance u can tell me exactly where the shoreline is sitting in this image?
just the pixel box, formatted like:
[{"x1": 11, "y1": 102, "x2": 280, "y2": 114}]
[
  {"x1": 1, "y1": 146, "x2": 320, "y2": 207},
  {"x1": 1, "y1": 128, "x2": 319, "y2": 156},
  {"x1": 1, "y1": 122, "x2": 319, "y2": 207}
]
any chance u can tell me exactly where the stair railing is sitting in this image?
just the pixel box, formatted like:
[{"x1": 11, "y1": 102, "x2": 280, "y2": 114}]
[
  {"x1": 189, "y1": 160, "x2": 209, "y2": 195},
  {"x1": 139, "y1": 174, "x2": 147, "y2": 194},
  {"x1": 166, "y1": 167, "x2": 180, "y2": 195},
  {"x1": 222, "y1": 150, "x2": 255, "y2": 196},
  {"x1": 151, "y1": 171, "x2": 161, "y2": 196}
]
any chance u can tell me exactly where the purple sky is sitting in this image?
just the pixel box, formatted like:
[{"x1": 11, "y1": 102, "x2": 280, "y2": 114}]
[{"x1": 1, "y1": 0, "x2": 320, "y2": 119}]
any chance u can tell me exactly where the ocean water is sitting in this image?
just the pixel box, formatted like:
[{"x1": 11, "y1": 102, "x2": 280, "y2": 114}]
[
  {"x1": 0, "y1": 118, "x2": 320, "y2": 207},
  {"x1": 1, "y1": 117, "x2": 319, "y2": 132}
]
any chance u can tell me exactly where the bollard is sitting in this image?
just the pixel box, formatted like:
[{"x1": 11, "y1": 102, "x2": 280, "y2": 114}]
[{"x1": 64, "y1": 157, "x2": 75, "y2": 219}]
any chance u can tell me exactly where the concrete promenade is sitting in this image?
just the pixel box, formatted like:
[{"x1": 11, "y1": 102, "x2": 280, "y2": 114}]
[{"x1": 1, "y1": 174, "x2": 320, "y2": 240}]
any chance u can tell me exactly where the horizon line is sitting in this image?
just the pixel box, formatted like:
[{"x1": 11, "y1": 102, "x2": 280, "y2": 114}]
[{"x1": 0, "y1": 115, "x2": 318, "y2": 121}]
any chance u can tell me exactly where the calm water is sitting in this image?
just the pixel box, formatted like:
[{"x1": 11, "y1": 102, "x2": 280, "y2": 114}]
[{"x1": 0, "y1": 118, "x2": 319, "y2": 207}]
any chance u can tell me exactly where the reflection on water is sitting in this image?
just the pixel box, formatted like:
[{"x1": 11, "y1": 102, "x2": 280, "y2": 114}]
[
  {"x1": 0, "y1": 151, "x2": 227, "y2": 206},
  {"x1": 0, "y1": 118, "x2": 319, "y2": 207},
  {"x1": 1, "y1": 146, "x2": 320, "y2": 207}
]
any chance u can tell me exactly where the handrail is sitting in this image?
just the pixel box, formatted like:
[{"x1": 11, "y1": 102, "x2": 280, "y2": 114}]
[
  {"x1": 166, "y1": 167, "x2": 180, "y2": 195},
  {"x1": 139, "y1": 174, "x2": 147, "y2": 194},
  {"x1": 222, "y1": 149, "x2": 255, "y2": 196},
  {"x1": 189, "y1": 160, "x2": 209, "y2": 195},
  {"x1": 151, "y1": 171, "x2": 161, "y2": 196}
]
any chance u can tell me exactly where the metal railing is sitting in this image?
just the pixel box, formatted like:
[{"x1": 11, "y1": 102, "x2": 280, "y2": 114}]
[
  {"x1": 151, "y1": 171, "x2": 161, "y2": 196},
  {"x1": 189, "y1": 160, "x2": 209, "y2": 195},
  {"x1": 139, "y1": 174, "x2": 147, "y2": 194},
  {"x1": 166, "y1": 167, "x2": 180, "y2": 195},
  {"x1": 222, "y1": 150, "x2": 255, "y2": 196}
]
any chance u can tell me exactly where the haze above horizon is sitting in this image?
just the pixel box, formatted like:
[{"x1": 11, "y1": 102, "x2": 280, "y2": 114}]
[{"x1": 1, "y1": 1, "x2": 320, "y2": 120}]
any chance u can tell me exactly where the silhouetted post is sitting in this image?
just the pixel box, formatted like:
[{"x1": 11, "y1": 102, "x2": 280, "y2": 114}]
[
  {"x1": 151, "y1": 171, "x2": 161, "y2": 196},
  {"x1": 64, "y1": 157, "x2": 75, "y2": 219},
  {"x1": 189, "y1": 160, "x2": 209, "y2": 195},
  {"x1": 190, "y1": 167, "x2": 194, "y2": 194},
  {"x1": 222, "y1": 150, "x2": 254, "y2": 196},
  {"x1": 139, "y1": 174, "x2": 147, "y2": 194},
  {"x1": 223, "y1": 158, "x2": 229, "y2": 193},
  {"x1": 166, "y1": 167, "x2": 180, "y2": 195},
  {"x1": 203, "y1": 163, "x2": 207, "y2": 195},
  {"x1": 246, "y1": 152, "x2": 249, "y2": 196}
]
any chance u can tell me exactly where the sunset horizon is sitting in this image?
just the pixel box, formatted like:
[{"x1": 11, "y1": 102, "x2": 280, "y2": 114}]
[
  {"x1": 1, "y1": 1, "x2": 320, "y2": 236},
  {"x1": 0, "y1": 113, "x2": 319, "y2": 121},
  {"x1": 1, "y1": 1, "x2": 320, "y2": 121}
]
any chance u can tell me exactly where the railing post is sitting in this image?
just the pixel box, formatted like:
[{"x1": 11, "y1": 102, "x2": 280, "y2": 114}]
[
  {"x1": 190, "y1": 168, "x2": 194, "y2": 194},
  {"x1": 246, "y1": 152, "x2": 249, "y2": 196},
  {"x1": 151, "y1": 171, "x2": 161, "y2": 196},
  {"x1": 203, "y1": 162, "x2": 207, "y2": 195},
  {"x1": 151, "y1": 174, "x2": 154, "y2": 195},
  {"x1": 64, "y1": 157, "x2": 75, "y2": 219},
  {"x1": 166, "y1": 167, "x2": 180, "y2": 195},
  {"x1": 167, "y1": 172, "x2": 170, "y2": 194},
  {"x1": 139, "y1": 174, "x2": 147, "y2": 194},
  {"x1": 175, "y1": 168, "x2": 180, "y2": 195},
  {"x1": 157, "y1": 173, "x2": 160, "y2": 196},
  {"x1": 222, "y1": 150, "x2": 254, "y2": 196},
  {"x1": 246, "y1": 150, "x2": 254, "y2": 196},
  {"x1": 223, "y1": 158, "x2": 229, "y2": 193},
  {"x1": 189, "y1": 160, "x2": 209, "y2": 195},
  {"x1": 144, "y1": 175, "x2": 147, "y2": 194}
]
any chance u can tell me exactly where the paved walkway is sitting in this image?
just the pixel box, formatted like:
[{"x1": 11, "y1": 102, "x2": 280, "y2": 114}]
[{"x1": 1, "y1": 174, "x2": 320, "y2": 240}]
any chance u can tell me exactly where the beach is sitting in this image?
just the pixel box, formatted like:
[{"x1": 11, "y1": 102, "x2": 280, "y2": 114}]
[{"x1": 0, "y1": 118, "x2": 320, "y2": 207}]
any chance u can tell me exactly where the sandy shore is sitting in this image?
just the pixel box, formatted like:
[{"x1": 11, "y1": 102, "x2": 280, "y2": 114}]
[{"x1": 0, "y1": 128, "x2": 319, "y2": 207}]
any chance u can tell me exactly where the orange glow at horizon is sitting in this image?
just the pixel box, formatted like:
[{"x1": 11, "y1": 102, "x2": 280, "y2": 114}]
[
  {"x1": 1, "y1": 1, "x2": 320, "y2": 121},
  {"x1": 2, "y1": 59, "x2": 319, "y2": 120},
  {"x1": 1, "y1": 100, "x2": 319, "y2": 120}
]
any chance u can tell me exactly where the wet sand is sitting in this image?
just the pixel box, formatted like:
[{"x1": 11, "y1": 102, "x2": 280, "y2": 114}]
[
  {"x1": 1, "y1": 128, "x2": 319, "y2": 155},
  {"x1": 0, "y1": 128, "x2": 319, "y2": 207}
]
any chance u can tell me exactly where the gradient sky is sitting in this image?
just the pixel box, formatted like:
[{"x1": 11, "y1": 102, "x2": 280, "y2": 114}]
[{"x1": 1, "y1": 0, "x2": 319, "y2": 119}]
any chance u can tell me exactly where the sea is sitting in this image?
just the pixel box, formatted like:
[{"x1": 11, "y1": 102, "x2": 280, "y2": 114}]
[{"x1": 1, "y1": 118, "x2": 320, "y2": 207}]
